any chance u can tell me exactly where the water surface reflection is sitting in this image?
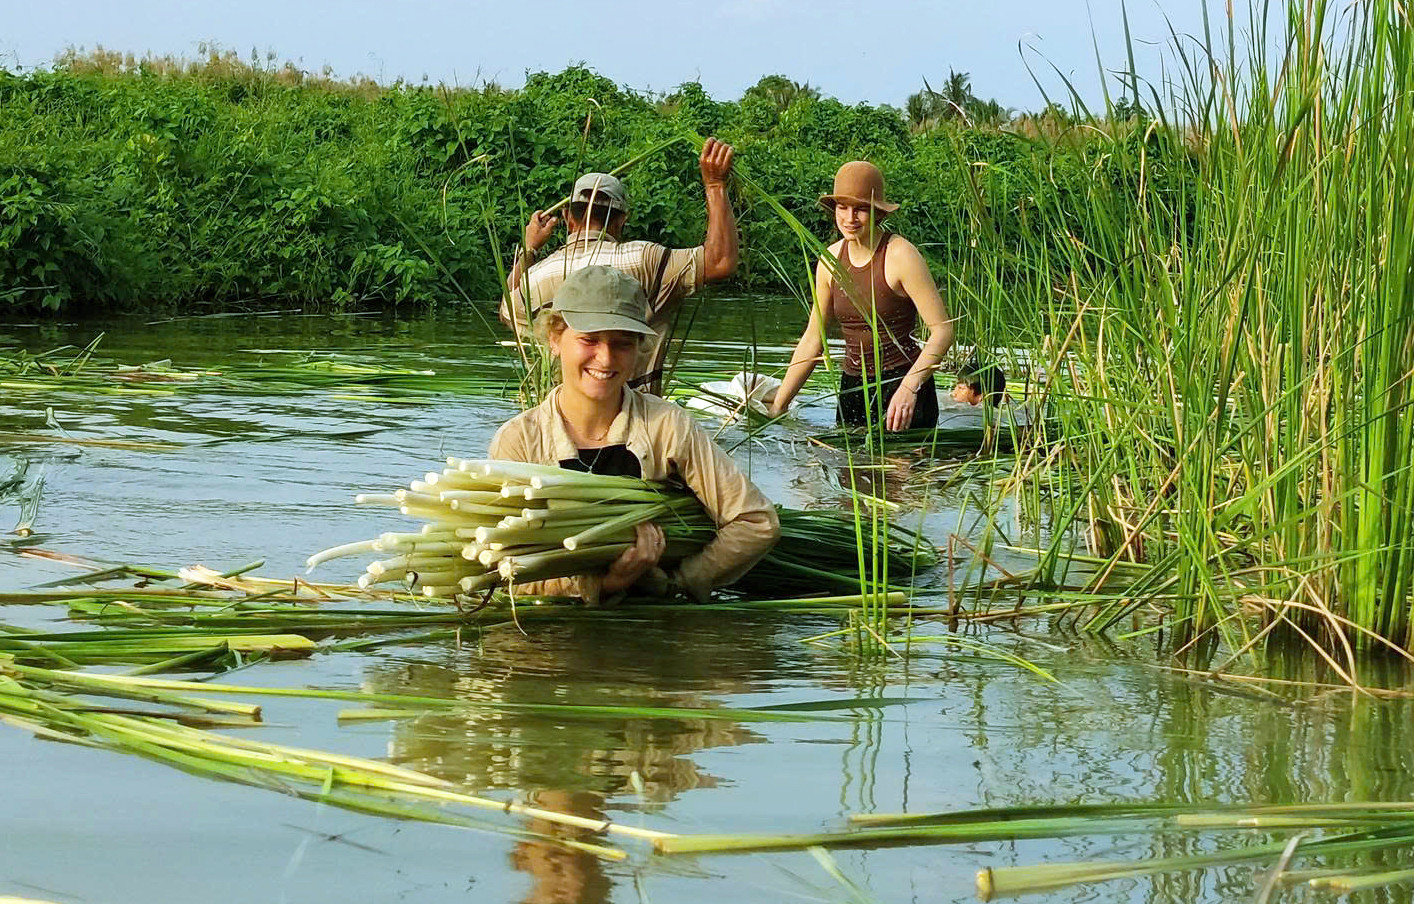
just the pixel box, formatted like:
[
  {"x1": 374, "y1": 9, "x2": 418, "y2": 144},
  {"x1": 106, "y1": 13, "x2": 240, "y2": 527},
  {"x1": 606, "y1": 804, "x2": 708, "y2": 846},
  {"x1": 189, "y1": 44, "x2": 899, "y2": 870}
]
[
  {"x1": 362, "y1": 615, "x2": 784, "y2": 903},
  {"x1": 4, "y1": 307, "x2": 1414, "y2": 903}
]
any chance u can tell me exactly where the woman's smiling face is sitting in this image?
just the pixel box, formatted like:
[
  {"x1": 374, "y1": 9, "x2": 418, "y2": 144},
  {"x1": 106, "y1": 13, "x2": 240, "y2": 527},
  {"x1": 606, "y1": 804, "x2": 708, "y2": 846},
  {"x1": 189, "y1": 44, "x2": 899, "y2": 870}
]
[
  {"x1": 551, "y1": 325, "x2": 641, "y2": 403},
  {"x1": 833, "y1": 200, "x2": 875, "y2": 241}
]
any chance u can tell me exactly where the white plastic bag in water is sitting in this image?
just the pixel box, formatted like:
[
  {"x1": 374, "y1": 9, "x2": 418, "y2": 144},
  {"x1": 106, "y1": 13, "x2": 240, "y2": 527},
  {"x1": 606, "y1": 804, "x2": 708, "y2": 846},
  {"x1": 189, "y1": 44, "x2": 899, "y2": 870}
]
[{"x1": 684, "y1": 372, "x2": 791, "y2": 421}]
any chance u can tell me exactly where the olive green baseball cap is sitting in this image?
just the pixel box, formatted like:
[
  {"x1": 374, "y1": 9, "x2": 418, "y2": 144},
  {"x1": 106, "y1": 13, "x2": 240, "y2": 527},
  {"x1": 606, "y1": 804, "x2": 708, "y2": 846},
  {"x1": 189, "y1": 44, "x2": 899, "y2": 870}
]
[{"x1": 552, "y1": 266, "x2": 656, "y2": 336}]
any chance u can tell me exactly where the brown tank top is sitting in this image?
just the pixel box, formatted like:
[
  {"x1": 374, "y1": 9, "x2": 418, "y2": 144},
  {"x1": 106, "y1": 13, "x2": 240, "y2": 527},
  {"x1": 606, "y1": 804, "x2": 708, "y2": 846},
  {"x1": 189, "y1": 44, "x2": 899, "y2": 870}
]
[{"x1": 828, "y1": 233, "x2": 920, "y2": 375}]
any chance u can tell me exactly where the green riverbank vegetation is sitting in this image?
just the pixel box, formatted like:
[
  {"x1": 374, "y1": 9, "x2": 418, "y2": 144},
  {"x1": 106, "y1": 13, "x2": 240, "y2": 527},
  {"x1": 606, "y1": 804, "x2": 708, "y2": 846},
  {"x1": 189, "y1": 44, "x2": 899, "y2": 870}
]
[{"x1": 0, "y1": 45, "x2": 1166, "y2": 315}]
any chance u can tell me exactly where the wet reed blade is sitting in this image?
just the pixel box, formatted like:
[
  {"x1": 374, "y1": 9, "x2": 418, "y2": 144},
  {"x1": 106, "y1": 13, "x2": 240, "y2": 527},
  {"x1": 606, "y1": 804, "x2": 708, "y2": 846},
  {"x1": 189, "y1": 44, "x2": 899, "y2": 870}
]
[
  {"x1": 2, "y1": 659, "x2": 261, "y2": 719},
  {"x1": 65, "y1": 600, "x2": 519, "y2": 642},
  {"x1": 124, "y1": 644, "x2": 231, "y2": 675},
  {"x1": 898, "y1": 634, "x2": 1056, "y2": 682},
  {"x1": 852, "y1": 801, "x2": 1414, "y2": 830},
  {"x1": 0, "y1": 659, "x2": 655, "y2": 855},
  {"x1": 848, "y1": 802, "x2": 1196, "y2": 828},
  {"x1": 653, "y1": 797, "x2": 1414, "y2": 902},
  {"x1": 8, "y1": 462, "x2": 45, "y2": 537},
  {"x1": 2, "y1": 342, "x2": 520, "y2": 403},
  {"x1": 1307, "y1": 866, "x2": 1414, "y2": 893},
  {"x1": 6, "y1": 662, "x2": 851, "y2": 724},
  {"x1": 654, "y1": 814, "x2": 1166, "y2": 856},
  {"x1": 976, "y1": 820, "x2": 1414, "y2": 900},
  {"x1": 0, "y1": 628, "x2": 315, "y2": 666},
  {"x1": 686, "y1": 592, "x2": 909, "y2": 609},
  {"x1": 336, "y1": 700, "x2": 843, "y2": 724},
  {"x1": 58, "y1": 585, "x2": 937, "y2": 653}
]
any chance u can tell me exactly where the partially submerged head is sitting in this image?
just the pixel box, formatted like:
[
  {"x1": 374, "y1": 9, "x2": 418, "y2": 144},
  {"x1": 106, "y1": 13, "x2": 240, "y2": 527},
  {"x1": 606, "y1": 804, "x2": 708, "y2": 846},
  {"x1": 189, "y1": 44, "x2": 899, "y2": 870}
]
[
  {"x1": 536, "y1": 265, "x2": 656, "y2": 403},
  {"x1": 820, "y1": 161, "x2": 899, "y2": 242},
  {"x1": 566, "y1": 172, "x2": 630, "y2": 237},
  {"x1": 952, "y1": 361, "x2": 1006, "y2": 407}
]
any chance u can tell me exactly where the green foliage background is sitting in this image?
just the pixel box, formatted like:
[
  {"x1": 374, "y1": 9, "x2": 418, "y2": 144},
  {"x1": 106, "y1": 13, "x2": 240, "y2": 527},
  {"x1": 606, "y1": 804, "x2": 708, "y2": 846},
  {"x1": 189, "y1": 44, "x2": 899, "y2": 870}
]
[{"x1": 0, "y1": 57, "x2": 1190, "y2": 319}]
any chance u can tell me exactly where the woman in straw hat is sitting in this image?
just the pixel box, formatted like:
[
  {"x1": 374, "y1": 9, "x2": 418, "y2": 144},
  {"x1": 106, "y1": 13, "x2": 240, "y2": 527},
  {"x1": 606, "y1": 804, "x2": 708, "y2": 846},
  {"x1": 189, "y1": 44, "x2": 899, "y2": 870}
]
[{"x1": 769, "y1": 161, "x2": 954, "y2": 431}]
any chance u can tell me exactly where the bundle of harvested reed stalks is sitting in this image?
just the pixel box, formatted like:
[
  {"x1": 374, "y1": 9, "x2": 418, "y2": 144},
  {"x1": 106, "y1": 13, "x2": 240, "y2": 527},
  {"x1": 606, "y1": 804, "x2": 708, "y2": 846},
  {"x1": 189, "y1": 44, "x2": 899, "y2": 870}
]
[{"x1": 308, "y1": 458, "x2": 937, "y2": 599}]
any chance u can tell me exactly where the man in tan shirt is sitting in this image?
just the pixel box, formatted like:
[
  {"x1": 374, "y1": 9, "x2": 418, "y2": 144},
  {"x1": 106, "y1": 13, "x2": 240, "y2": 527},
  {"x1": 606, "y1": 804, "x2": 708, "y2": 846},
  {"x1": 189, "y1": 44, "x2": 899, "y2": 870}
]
[{"x1": 501, "y1": 138, "x2": 740, "y2": 394}]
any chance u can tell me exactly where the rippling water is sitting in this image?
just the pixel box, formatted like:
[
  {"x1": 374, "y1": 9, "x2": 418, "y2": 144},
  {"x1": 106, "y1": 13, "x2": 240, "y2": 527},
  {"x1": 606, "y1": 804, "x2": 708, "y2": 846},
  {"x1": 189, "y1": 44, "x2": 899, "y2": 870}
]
[{"x1": 3, "y1": 298, "x2": 1412, "y2": 904}]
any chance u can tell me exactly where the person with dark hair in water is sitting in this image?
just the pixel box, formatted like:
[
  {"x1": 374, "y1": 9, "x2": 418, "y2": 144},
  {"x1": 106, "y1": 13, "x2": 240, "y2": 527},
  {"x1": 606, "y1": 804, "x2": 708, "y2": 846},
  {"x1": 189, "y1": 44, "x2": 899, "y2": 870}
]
[{"x1": 951, "y1": 360, "x2": 1007, "y2": 407}]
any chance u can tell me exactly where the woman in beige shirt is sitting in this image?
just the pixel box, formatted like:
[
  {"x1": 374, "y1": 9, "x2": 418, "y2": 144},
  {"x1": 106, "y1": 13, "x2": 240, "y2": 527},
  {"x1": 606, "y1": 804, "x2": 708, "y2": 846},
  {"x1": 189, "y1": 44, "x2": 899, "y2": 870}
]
[{"x1": 489, "y1": 265, "x2": 779, "y2": 605}]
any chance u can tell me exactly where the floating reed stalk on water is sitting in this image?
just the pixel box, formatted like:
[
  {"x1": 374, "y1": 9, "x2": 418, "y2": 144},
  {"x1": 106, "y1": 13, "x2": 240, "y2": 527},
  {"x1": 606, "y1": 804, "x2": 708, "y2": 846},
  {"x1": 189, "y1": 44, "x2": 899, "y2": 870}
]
[
  {"x1": 647, "y1": 795, "x2": 1414, "y2": 898},
  {"x1": 0, "y1": 625, "x2": 315, "y2": 668},
  {"x1": 0, "y1": 654, "x2": 642, "y2": 858}
]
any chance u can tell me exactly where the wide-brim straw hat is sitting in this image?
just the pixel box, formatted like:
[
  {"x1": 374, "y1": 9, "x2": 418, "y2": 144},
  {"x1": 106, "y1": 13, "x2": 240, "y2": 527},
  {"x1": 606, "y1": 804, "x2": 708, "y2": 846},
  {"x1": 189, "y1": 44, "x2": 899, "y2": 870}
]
[{"x1": 819, "y1": 161, "x2": 900, "y2": 215}]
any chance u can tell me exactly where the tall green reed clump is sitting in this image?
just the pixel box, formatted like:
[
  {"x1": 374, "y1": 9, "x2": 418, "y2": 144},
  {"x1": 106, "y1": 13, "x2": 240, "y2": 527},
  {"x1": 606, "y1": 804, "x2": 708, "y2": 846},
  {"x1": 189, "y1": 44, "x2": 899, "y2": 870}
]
[{"x1": 1003, "y1": 0, "x2": 1414, "y2": 655}]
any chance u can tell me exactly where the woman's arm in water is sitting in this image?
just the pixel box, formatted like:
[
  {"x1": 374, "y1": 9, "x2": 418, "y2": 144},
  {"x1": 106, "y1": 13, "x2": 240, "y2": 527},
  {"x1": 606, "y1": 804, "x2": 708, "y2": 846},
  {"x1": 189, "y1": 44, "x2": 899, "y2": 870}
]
[
  {"x1": 884, "y1": 237, "x2": 954, "y2": 431},
  {"x1": 769, "y1": 253, "x2": 837, "y2": 416}
]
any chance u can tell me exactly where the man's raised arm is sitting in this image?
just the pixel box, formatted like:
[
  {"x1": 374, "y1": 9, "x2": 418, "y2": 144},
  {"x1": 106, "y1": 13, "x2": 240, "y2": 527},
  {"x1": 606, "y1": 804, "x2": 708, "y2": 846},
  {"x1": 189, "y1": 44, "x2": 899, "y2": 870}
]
[
  {"x1": 501, "y1": 210, "x2": 560, "y2": 333},
  {"x1": 699, "y1": 138, "x2": 739, "y2": 281}
]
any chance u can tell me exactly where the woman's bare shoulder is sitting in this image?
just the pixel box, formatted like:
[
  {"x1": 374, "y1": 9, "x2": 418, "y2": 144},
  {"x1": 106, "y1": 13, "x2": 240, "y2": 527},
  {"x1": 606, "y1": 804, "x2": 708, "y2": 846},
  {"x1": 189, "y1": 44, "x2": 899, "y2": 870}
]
[
  {"x1": 817, "y1": 238, "x2": 848, "y2": 262},
  {"x1": 885, "y1": 233, "x2": 923, "y2": 258},
  {"x1": 884, "y1": 233, "x2": 930, "y2": 279}
]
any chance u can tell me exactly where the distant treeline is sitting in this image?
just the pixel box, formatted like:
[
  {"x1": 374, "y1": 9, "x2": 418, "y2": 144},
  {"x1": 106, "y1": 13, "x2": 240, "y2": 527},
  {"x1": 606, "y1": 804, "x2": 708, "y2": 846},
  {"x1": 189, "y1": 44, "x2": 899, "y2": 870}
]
[{"x1": 0, "y1": 48, "x2": 1189, "y2": 316}]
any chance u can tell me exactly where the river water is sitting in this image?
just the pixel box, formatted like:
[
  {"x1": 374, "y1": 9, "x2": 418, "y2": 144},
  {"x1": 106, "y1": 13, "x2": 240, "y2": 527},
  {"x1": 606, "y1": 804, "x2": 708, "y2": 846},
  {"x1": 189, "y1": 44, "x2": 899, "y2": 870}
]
[{"x1": 2, "y1": 296, "x2": 1412, "y2": 904}]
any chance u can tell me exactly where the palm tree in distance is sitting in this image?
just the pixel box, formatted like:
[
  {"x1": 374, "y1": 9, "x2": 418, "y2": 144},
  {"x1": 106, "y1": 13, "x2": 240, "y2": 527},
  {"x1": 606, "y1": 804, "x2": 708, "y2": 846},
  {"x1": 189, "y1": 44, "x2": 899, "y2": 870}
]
[
  {"x1": 743, "y1": 74, "x2": 821, "y2": 113},
  {"x1": 906, "y1": 69, "x2": 1012, "y2": 130},
  {"x1": 906, "y1": 69, "x2": 972, "y2": 130},
  {"x1": 938, "y1": 69, "x2": 973, "y2": 118}
]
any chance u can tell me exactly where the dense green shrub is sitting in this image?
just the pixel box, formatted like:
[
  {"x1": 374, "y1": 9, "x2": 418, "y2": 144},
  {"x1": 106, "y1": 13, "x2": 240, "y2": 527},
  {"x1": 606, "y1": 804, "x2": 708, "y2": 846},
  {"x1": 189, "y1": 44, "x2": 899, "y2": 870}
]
[{"x1": 0, "y1": 58, "x2": 1194, "y2": 318}]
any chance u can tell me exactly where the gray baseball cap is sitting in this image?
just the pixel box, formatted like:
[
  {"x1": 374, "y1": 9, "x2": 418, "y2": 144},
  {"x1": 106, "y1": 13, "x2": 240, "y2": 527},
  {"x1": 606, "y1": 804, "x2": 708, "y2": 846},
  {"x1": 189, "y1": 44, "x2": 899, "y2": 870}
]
[
  {"x1": 553, "y1": 266, "x2": 655, "y2": 336},
  {"x1": 571, "y1": 172, "x2": 630, "y2": 213}
]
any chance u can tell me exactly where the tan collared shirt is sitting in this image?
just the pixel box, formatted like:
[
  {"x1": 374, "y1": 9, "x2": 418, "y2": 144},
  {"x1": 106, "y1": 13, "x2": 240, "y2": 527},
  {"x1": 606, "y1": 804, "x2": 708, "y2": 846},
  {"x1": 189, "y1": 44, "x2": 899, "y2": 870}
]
[
  {"x1": 488, "y1": 387, "x2": 780, "y2": 604},
  {"x1": 501, "y1": 231, "x2": 705, "y2": 383}
]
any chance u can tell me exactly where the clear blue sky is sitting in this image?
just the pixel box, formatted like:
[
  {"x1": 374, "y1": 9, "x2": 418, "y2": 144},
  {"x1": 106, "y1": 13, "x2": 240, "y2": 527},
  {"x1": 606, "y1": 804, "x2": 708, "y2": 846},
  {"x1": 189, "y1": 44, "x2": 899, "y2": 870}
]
[{"x1": 2, "y1": 0, "x2": 1233, "y2": 112}]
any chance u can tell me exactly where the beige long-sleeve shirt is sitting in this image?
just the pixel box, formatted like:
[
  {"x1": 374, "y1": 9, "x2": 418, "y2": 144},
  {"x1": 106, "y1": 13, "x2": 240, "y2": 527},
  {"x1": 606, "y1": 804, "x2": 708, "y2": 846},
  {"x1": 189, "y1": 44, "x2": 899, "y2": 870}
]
[{"x1": 488, "y1": 387, "x2": 780, "y2": 604}]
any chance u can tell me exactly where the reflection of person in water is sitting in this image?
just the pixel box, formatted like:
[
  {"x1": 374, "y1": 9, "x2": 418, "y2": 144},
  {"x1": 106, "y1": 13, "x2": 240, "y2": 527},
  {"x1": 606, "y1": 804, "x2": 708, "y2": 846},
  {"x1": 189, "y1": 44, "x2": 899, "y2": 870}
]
[
  {"x1": 509, "y1": 789, "x2": 612, "y2": 904},
  {"x1": 361, "y1": 613, "x2": 780, "y2": 904}
]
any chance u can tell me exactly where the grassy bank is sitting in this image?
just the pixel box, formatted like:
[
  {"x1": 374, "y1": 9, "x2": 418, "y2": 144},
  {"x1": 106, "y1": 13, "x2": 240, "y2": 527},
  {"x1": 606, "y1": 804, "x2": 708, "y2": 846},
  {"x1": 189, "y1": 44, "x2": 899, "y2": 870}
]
[{"x1": 0, "y1": 48, "x2": 1179, "y2": 319}]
